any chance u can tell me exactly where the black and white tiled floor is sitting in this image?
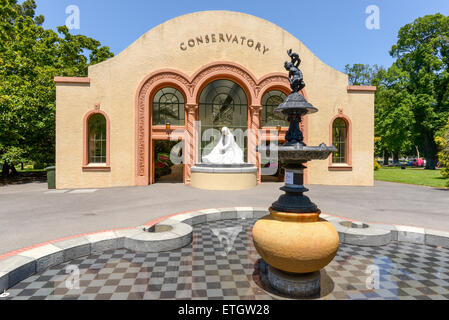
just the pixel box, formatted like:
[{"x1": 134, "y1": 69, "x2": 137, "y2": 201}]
[{"x1": 4, "y1": 219, "x2": 449, "y2": 300}]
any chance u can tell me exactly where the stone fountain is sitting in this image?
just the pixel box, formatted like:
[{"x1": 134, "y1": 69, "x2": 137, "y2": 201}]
[{"x1": 252, "y1": 50, "x2": 339, "y2": 298}]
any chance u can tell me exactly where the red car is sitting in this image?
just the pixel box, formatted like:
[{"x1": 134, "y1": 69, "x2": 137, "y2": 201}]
[{"x1": 412, "y1": 158, "x2": 424, "y2": 167}]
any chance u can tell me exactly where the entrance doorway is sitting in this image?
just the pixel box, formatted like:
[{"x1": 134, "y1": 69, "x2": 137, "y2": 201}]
[
  {"x1": 153, "y1": 140, "x2": 184, "y2": 183},
  {"x1": 260, "y1": 140, "x2": 284, "y2": 182},
  {"x1": 198, "y1": 79, "x2": 248, "y2": 163}
]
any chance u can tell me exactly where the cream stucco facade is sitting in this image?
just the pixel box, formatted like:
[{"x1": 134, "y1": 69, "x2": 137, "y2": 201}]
[{"x1": 55, "y1": 10, "x2": 375, "y2": 189}]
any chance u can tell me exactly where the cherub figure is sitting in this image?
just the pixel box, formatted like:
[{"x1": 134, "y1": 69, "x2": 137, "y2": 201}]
[
  {"x1": 287, "y1": 49, "x2": 301, "y2": 68},
  {"x1": 285, "y1": 49, "x2": 306, "y2": 93}
]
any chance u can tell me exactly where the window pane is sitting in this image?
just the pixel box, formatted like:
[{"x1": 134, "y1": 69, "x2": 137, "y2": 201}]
[
  {"x1": 88, "y1": 114, "x2": 107, "y2": 164},
  {"x1": 198, "y1": 79, "x2": 248, "y2": 162},
  {"x1": 153, "y1": 87, "x2": 185, "y2": 126},
  {"x1": 261, "y1": 90, "x2": 288, "y2": 127},
  {"x1": 332, "y1": 118, "x2": 347, "y2": 164}
]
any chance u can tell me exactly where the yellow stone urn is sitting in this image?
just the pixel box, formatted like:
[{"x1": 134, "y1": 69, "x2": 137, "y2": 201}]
[{"x1": 252, "y1": 208, "x2": 339, "y2": 274}]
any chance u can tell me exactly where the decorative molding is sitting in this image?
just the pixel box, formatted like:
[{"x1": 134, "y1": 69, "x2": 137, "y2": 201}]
[
  {"x1": 328, "y1": 166, "x2": 353, "y2": 172},
  {"x1": 82, "y1": 166, "x2": 111, "y2": 172},
  {"x1": 135, "y1": 70, "x2": 191, "y2": 180},
  {"x1": 257, "y1": 74, "x2": 290, "y2": 98},
  {"x1": 54, "y1": 77, "x2": 90, "y2": 84},
  {"x1": 347, "y1": 85, "x2": 376, "y2": 93},
  {"x1": 191, "y1": 63, "x2": 257, "y2": 93}
]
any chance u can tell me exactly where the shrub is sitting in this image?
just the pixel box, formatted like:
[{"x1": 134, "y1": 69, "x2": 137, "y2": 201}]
[
  {"x1": 374, "y1": 160, "x2": 381, "y2": 171},
  {"x1": 435, "y1": 119, "x2": 449, "y2": 183}
]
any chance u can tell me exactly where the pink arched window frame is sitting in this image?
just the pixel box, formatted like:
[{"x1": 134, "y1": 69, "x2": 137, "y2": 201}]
[
  {"x1": 329, "y1": 113, "x2": 352, "y2": 171},
  {"x1": 82, "y1": 109, "x2": 111, "y2": 171}
]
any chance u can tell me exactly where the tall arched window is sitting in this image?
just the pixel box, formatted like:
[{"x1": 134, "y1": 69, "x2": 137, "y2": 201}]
[
  {"x1": 261, "y1": 90, "x2": 288, "y2": 127},
  {"x1": 198, "y1": 79, "x2": 248, "y2": 162},
  {"x1": 332, "y1": 118, "x2": 348, "y2": 164},
  {"x1": 153, "y1": 87, "x2": 185, "y2": 126},
  {"x1": 88, "y1": 114, "x2": 107, "y2": 164}
]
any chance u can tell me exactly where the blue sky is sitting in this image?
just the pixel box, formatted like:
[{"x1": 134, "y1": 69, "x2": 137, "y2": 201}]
[{"x1": 34, "y1": 0, "x2": 449, "y2": 72}]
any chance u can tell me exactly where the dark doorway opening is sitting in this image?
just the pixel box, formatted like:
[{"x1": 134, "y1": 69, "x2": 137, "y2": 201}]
[{"x1": 153, "y1": 140, "x2": 184, "y2": 183}]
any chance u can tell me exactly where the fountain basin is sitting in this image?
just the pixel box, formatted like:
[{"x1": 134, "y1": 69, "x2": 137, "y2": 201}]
[{"x1": 257, "y1": 143, "x2": 337, "y2": 163}]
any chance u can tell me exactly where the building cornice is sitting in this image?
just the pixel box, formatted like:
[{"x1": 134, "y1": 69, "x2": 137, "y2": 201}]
[
  {"x1": 54, "y1": 77, "x2": 90, "y2": 84},
  {"x1": 347, "y1": 85, "x2": 377, "y2": 93}
]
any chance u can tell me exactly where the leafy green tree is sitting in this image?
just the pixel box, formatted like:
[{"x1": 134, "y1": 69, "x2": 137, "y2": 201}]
[
  {"x1": 374, "y1": 65, "x2": 415, "y2": 164},
  {"x1": 390, "y1": 13, "x2": 449, "y2": 169},
  {"x1": 344, "y1": 63, "x2": 383, "y2": 86},
  {"x1": 0, "y1": 0, "x2": 114, "y2": 176},
  {"x1": 345, "y1": 63, "x2": 414, "y2": 164},
  {"x1": 346, "y1": 14, "x2": 449, "y2": 169}
]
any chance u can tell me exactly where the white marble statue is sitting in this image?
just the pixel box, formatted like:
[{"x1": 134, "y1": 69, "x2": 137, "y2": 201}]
[{"x1": 202, "y1": 127, "x2": 244, "y2": 165}]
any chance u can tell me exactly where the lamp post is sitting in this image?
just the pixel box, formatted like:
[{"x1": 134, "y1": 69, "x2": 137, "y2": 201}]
[
  {"x1": 165, "y1": 123, "x2": 171, "y2": 136},
  {"x1": 252, "y1": 50, "x2": 339, "y2": 298}
]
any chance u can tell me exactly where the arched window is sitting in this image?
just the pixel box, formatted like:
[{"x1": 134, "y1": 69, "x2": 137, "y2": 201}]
[
  {"x1": 153, "y1": 87, "x2": 185, "y2": 126},
  {"x1": 261, "y1": 90, "x2": 288, "y2": 127},
  {"x1": 332, "y1": 118, "x2": 348, "y2": 164},
  {"x1": 88, "y1": 114, "x2": 107, "y2": 164},
  {"x1": 198, "y1": 79, "x2": 248, "y2": 162}
]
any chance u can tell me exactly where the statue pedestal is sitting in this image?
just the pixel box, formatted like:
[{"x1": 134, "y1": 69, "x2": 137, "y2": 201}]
[{"x1": 190, "y1": 164, "x2": 258, "y2": 191}]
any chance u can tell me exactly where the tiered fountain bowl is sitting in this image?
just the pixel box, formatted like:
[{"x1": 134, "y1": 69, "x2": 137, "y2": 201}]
[{"x1": 252, "y1": 52, "x2": 339, "y2": 298}]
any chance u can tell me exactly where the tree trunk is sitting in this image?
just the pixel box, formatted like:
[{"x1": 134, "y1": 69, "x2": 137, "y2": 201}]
[
  {"x1": 1, "y1": 161, "x2": 10, "y2": 176},
  {"x1": 423, "y1": 131, "x2": 437, "y2": 170},
  {"x1": 10, "y1": 164, "x2": 18, "y2": 176},
  {"x1": 393, "y1": 151, "x2": 400, "y2": 165},
  {"x1": 1, "y1": 161, "x2": 18, "y2": 177},
  {"x1": 383, "y1": 150, "x2": 389, "y2": 166}
]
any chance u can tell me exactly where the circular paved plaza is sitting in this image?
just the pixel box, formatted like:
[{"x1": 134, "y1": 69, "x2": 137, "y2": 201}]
[{"x1": 4, "y1": 218, "x2": 449, "y2": 300}]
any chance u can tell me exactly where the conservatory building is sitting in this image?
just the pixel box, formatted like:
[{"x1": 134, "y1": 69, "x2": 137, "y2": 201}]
[{"x1": 54, "y1": 11, "x2": 376, "y2": 189}]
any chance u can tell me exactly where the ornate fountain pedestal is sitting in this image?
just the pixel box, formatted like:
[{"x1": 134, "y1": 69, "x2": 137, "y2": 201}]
[
  {"x1": 252, "y1": 156, "x2": 339, "y2": 298},
  {"x1": 252, "y1": 50, "x2": 339, "y2": 298}
]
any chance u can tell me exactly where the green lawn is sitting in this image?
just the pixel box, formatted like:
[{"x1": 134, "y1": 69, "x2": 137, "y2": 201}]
[
  {"x1": 374, "y1": 167, "x2": 448, "y2": 188},
  {"x1": 17, "y1": 169, "x2": 46, "y2": 173}
]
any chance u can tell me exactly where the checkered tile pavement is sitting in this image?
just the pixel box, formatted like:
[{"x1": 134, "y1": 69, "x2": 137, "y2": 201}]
[{"x1": 3, "y1": 218, "x2": 449, "y2": 300}]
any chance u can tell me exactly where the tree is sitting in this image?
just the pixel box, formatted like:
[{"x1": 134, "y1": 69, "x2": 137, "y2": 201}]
[
  {"x1": 347, "y1": 14, "x2": 449, "y2": 169},
  {"x1": 374, "y1": 65, "x2": 415, "y2": 164},
  {"x1": 345, "y1": 63, "x2": 414, "y2": 164},
  {"x1": 344, "y1": 63, "x2": 383, "y2": 86},
  {"x1": 0, "y1": 0, "x2": 114, "y2": 176},
  {"x1": 390, "y1": 13, "x2": 449, "y2": 169}
]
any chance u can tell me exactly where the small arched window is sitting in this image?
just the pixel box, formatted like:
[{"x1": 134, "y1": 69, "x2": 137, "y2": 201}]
[
  {"x1": 332, "y1": 118, "x2": 348, "y2": 164},
  {"x1": 153, "y1": 87, "x2": 185, "y2": 126},
  {"x1": 88, "y1": 114, "x2": 107, "y2": 164},
  {"x1": 261, "y1": 90, "x2": 288, "y2": 127}
]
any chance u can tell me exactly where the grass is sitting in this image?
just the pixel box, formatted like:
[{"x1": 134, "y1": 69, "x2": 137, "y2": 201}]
[
  {"x1": 374, "y1": 167, "x2": 449, "y2": 188},
  {"x1": 17, "y1": 168, "x2": 46, "y2": 173}
]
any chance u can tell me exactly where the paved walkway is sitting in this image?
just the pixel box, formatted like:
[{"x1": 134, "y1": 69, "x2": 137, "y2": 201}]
[{"x1": 0, "y1": 181, "x2": 448, "y2": 256}]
